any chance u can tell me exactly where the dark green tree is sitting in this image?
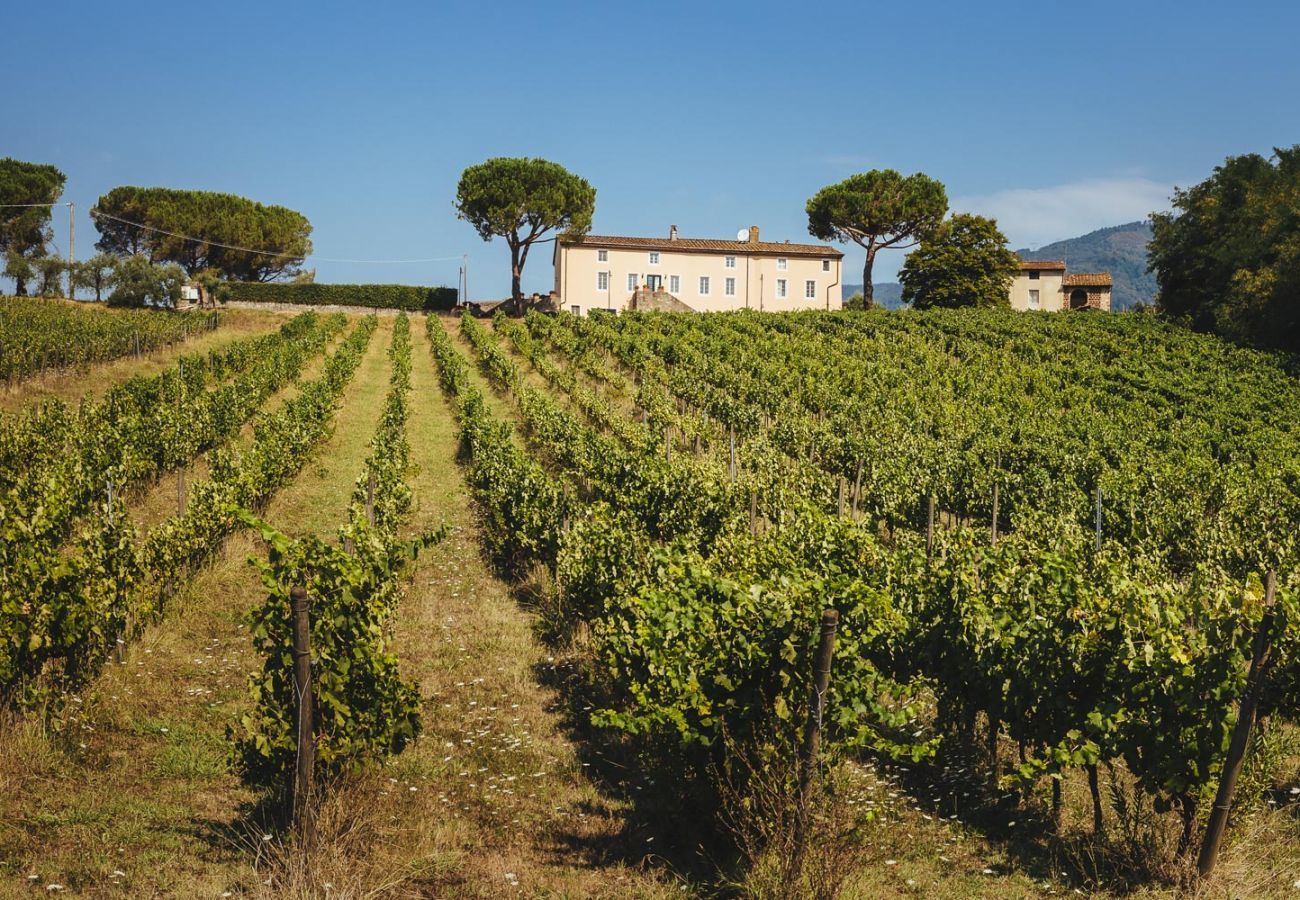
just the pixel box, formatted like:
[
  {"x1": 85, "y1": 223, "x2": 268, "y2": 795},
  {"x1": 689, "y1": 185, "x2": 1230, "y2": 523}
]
[
  {"x1": 900, "y1": 214, "x2": 1019, "y2": 310},
  {"x1": 455, "y1": 157, "x2": 595, "y2": 305},
  {"x1": 92, "y1": 187, "x2": 312, "y2": 282},
  {"x1": 73, "y1": 253, "x2": 119, "y2": 302},
  {"x1": 3, "y1": 249, "x2": 35, "y2": 297},
  {"x1": 1149, "y1": 146, "x2": 1300, "y2": 349},
  {"x1": 0, "y1": 158, "x2": 65, "y2": 295},
  {"x1": 107, "y1": 255, "x2": 185, "y2": 309},
  {"x1": 806, "y1": 170, "x2": 947, "y2": 308}
]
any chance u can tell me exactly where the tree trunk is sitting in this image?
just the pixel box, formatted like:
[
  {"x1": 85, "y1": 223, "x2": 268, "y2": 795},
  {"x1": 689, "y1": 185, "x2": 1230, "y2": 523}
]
[
  {"x1": 862, "y1": 251, "x2": 875, "y2": 308},
  {"x1": 509, "y1": 240, "x2": 523, "y2": 304}
]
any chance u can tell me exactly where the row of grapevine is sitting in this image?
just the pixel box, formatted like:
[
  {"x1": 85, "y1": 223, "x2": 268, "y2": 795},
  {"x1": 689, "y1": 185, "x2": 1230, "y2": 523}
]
[
  {"x1": 0, "y1": 316, "x2": 376, "y2": 709},
  {"x1": 0, "y1": 296, "x2": 219, "y2": 383},
  {"x1": 234, "y1": 313, "x2": 440, "y2": 806},
  {"x1": 465, "y1": 308, "x2": 1300, "y2": 867},
  {"x1": 0, "y1": 311, "x2": 342, "y2": 553}
]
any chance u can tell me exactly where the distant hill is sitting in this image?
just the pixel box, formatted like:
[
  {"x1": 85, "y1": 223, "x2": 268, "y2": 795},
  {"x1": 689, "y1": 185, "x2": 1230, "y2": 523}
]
[
  {"x1": 841, "y1": 222, "x2": 1156, "y2": 312},
  {"x1": 1017, "y1": 221, "x2": 1155, "y2": 311},
  {"x1": 841, "y1": 283, "x2": 904, "y2": 309}
]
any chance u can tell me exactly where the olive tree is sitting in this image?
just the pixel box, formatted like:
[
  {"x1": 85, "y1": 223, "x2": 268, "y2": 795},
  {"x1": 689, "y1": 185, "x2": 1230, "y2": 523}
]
[
  {"x1": 807, "y1": 170, "x2": 947, "y2": 308},
  {"x1": 107, "y1": 255, "x2": 185, "y2": 309},
  {"x1": 74, "y1": 253, "x2": 119, "y2": 302},
  {"x1": 455, "y1": 157, "x2": 595, "y2": 306}
]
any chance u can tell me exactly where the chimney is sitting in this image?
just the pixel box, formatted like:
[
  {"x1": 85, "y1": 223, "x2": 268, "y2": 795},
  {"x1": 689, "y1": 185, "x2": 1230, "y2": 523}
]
[
  {"x1": 749, "y1": 225, "x2": 760, "y2": 243},
  {"x1": 669, "y1": 224, "x2": 678, "y2": 241}
]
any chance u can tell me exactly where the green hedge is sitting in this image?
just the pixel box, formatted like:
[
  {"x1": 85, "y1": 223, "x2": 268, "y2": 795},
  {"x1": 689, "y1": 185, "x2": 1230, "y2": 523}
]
[{"x1": 226, "y1": 282, "x2": 458, "y2": 311}]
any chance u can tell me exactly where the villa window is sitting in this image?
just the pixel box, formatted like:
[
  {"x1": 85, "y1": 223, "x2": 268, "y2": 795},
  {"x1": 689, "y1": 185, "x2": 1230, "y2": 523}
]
[
  {"x1": 649, "y1": 251, "x2": 660, "y2": 265},
  {"x1": 699, "y1": 276, "x2": 711, "y2": 296},
  {"x1": 822, "y1": 259, "x2": 830, "y2": 272},
  {"x1": 1028, "y1": 289, "x2": 1040, "y2": 310},
  {"x1": 598, "y1": 249, "x2": 608, "y2": 262},
  {"x1": 805, "y1": 280, "x2": 816, "y2": 299},
  {"x1": 627, "y1": 273, "x2": 638, "y2": 291},
  {"x1": 776, "y1": 279, "x2": 787, "y2": 299},
  {"x1": 725, "y1": 277, "x2": 736, "y2": 296},
  {"x1": 777, "y1": 258, "x2": 788, "y2": 270},
  {"x1": 725, "y1": 256, "x2": 736, "y2": 269},
  {"x1": 597, "y1": 271, "x2": 609, "y2": 291},
  {"x1": 669, "y1": 275, "x2": 680, "y2": 293}
]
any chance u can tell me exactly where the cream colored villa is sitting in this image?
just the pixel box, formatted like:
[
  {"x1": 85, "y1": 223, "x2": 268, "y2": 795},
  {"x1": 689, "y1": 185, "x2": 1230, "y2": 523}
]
[
  {"x1": 553, "y1": 225, "x2": 843, "y2": 315},
  {"x1": 1010, "y1": 260, "x2": 1112, "y2": 312}
]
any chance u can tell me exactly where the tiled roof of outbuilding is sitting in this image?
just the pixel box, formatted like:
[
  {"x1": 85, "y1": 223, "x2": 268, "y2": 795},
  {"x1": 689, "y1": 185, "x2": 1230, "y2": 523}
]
[
  {"x1": 1063, "y1": 273, "x2": 1113, "y2": 287},
  {"x1": 1018, "y1": 259, "x2": 1067, "y2": 270}
]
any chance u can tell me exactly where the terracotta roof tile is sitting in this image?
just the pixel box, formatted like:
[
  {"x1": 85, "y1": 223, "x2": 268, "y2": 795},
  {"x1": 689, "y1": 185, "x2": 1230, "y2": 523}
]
[
  {"x1": 1017, "y1": 259, "x2": 1067, "y2": 270},
  {"x1": 563, "y1": 234, "x2": 843, "y2": 259},
  {"x1": 1063, "y1": 272, "x2": 1113, "y2": 287}
]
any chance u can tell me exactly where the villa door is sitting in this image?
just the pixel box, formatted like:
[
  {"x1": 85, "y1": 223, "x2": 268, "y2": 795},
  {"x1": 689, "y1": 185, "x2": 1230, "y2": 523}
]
[{"x1": 646, "y1": 275, "x2": 662, "y2": 291}]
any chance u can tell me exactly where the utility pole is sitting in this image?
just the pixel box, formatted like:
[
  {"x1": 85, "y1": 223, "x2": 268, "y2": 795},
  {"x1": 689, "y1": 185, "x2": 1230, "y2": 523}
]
[
  {"x1": 67, "y1": 202, "x2": 75, "y2": 299},
  {"x1": 463, "y1": 254, "x2": 469, "y2": 306}
]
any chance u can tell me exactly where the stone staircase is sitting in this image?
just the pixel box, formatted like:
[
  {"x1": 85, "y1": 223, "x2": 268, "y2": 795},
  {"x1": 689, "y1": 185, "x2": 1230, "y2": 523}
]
[{"x1": 628, "y1": 287, "x2": 695, "y2": 313}]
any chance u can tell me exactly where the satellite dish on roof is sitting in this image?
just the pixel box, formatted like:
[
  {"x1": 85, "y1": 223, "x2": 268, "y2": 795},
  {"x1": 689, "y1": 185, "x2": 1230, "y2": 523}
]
[{"x1": 737, "y1": 228, "x2": 749, "y2": 241}]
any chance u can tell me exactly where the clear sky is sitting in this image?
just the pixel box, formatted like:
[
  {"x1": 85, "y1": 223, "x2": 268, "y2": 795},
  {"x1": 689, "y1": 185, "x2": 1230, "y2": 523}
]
[{"x1": 5, "y1": 0, "x2": 1298, "y2": 297}]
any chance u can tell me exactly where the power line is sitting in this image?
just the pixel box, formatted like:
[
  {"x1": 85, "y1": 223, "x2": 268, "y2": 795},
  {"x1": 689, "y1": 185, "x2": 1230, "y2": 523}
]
[{"x1": 88, "y1": 209, "x2": 464, "y2": 264}]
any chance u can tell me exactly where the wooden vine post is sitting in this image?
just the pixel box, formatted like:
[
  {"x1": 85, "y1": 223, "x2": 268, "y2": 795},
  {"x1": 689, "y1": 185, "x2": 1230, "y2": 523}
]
[
  {"x1": 852, "y1": 460, "x2": 862, "y2": 519},
  {"x1": 366, "y1": 471, "x2": 377, "y2": 527},
  {"x1": 1197, "y1": 569, "x2": 1279, "y2": 878},
  {"x1": 1094, "y1": 485, "x2": 1103, "y2": 552},
  {"x1": 176, "y1": 359, "x2": 186, "y2": 516},
  {"x1": 290, "y1": 585, "x2": 316, "y2": 847},
  {"x1": 926, "y1": 495, "x2": 936, "y2": 561},
  {"x1": 790, "y1": 608, "x2": 840, "y2": 882}
]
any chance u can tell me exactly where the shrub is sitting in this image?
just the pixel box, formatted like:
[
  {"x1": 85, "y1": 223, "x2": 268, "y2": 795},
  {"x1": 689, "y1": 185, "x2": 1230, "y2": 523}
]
[{"x1": 226, "y1": 282, "x2": 457, "y2": 311}]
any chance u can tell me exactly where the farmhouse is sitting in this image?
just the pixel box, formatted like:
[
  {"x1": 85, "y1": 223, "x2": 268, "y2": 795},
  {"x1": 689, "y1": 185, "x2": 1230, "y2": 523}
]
[
  {"x1": 1010, "y1": 260, "x2": 1112, "y2": 312},
  {"x1": 554, "y1": 225, "x2": 844, "y2": 316}
]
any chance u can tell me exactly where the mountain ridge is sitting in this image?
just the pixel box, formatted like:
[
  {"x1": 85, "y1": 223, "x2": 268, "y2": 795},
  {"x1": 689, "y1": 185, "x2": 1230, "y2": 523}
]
[{"x1": 842, "y1": 221, "x2": 1155, "y2": 311}]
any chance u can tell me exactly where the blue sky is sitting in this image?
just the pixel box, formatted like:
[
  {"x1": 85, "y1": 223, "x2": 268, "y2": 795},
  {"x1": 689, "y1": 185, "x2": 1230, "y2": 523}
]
[{"x1": 5, "y1": 0, "x2": 1298, "y2": 297}]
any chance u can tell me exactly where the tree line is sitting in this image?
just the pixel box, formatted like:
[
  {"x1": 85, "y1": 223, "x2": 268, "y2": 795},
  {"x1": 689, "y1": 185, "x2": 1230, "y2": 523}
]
[
  {"x1": 5, "y1": 145, "x2": 1297, "y2": 347},
  {"x1": 1, "y1": 158, "x2": 312, "y2": 307}
]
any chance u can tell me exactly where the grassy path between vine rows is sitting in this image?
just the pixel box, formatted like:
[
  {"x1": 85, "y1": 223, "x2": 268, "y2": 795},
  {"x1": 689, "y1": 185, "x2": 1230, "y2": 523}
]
[
  {"x1": 0, "y1": 316, "x2": 393, "y2": 896},
  {"x1": 126, "y1": 324, "x2": 351, "y2": 534},
  {"x1": 0, "y1": 308, "x2": 293, "y2": 415},
  {"x1": 279, "y1": 316, "x2": 675, "y2": 896}
]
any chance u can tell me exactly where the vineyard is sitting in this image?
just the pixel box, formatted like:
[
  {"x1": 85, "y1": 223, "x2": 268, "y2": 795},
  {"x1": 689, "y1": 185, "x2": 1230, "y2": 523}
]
[
  {"x1": 0, "y1": 296, "x2": 219, "y2": 383},
  {"x1": 2, "y1": 304, "x2": 1300, "y2": 896}
]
